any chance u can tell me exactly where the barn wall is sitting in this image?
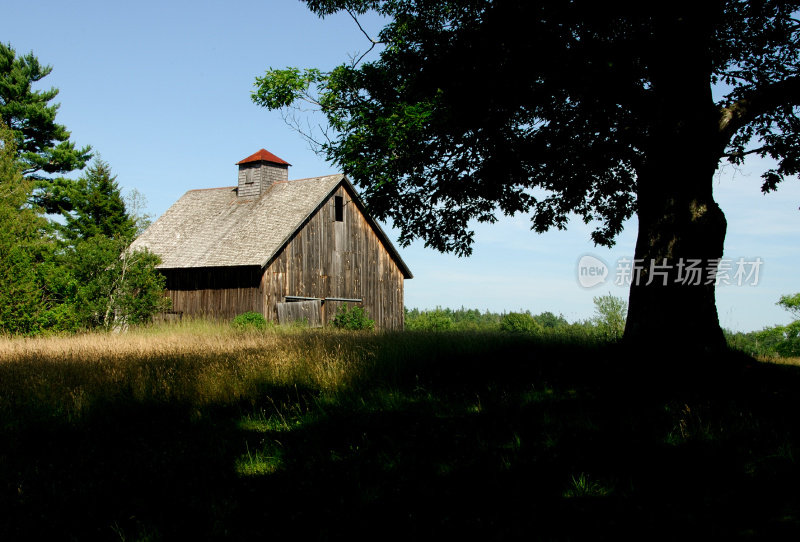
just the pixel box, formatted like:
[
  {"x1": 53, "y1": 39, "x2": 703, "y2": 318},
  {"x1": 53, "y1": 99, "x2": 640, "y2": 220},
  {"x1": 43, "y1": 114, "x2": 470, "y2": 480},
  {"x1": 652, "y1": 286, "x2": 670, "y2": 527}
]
[
  {"x1": 261, "y1": 185, "x2": 406, "y2": 330},
  {"x1": 160, "y1": 266, "x2": 262, "y2": 320}
]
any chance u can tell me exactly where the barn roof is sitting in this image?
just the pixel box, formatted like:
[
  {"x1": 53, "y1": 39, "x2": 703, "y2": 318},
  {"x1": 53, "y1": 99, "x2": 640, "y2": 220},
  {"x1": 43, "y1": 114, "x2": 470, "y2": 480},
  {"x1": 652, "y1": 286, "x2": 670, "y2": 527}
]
[
  {"x1": 129, "y1": 175, "x2": 412, "y2": 278},
  {"x1": 235, "y1": 148, "x2": 291, "y2": 166}
]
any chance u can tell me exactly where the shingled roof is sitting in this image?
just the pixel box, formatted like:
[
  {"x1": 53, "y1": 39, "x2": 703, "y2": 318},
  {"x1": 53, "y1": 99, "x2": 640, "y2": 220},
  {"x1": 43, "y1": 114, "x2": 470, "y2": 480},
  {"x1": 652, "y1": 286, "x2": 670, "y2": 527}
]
[{"x1": 130, "y1": 174, "x2": 412, "y2": 278}]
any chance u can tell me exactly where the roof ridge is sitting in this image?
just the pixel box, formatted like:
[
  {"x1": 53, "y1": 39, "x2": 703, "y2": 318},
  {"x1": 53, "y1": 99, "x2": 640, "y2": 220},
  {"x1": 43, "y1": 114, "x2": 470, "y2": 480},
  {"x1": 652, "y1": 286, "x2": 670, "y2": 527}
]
[
  {"x1": 181, "y1": 175, "x2": 342, "y2": 197},
  {"x1": 286, "y1": 173, "x2": 343, "y2": 183},
  {"x1": 187, "y1": 186, "x2": 236, "y2": 192},
  {"x1": 262, "y1": 174, "x2": 343, "y2": 191}
]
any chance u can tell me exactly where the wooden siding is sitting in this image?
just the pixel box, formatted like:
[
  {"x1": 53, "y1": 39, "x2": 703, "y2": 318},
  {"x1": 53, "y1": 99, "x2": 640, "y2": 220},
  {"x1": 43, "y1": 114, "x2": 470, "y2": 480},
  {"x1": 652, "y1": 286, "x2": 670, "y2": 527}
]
[
  {"x1": 160, "y1": 266, "x2": 262, "y2": 320},
  {"x1": 261, "y1": 185, "x2": 406, "y2": 330},
  {"x1": 237, "y1": 163, "x2": 288, "y2": 198}
]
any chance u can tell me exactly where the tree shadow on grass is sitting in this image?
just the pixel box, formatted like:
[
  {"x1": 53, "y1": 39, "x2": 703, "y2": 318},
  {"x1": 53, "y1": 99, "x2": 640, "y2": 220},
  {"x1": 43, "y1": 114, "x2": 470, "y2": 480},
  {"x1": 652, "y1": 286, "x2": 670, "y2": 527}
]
[
  {"x1": 2, "y1": 342, "x2": 800, "y2": 540},
  {"x1": 226, "y1": 350, "x2": 800, "y2": 540}
]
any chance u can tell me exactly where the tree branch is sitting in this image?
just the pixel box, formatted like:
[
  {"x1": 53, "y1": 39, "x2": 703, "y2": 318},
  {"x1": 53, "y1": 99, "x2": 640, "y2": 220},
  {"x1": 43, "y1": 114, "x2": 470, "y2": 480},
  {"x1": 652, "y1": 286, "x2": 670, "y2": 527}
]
[
  {"x1": 347, "y1": 9, "x2": 380, "y2": 45},
  {"x1": 717, "y1": 75, "x2": 800, "y2": 147},
  {"x1": 347, "y1": 9, "x2": 380, "y2": 66},
  {"x1": 722, "y1": 144, "x2": 770, "y2": 159}
]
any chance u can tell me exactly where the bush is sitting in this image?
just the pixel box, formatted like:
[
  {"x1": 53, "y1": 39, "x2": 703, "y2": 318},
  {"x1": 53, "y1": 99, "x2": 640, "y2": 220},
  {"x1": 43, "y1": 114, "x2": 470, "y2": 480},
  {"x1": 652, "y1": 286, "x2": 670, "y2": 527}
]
[
  {"x1": 500, "y1": 312, "x2": 542, "y2": 334},
  {"x1": 232, "y1": 312, "x2": 268, "y2": 331},
  {"x1": 332, "y1": 304, "x2": 375, "y2": 331}
]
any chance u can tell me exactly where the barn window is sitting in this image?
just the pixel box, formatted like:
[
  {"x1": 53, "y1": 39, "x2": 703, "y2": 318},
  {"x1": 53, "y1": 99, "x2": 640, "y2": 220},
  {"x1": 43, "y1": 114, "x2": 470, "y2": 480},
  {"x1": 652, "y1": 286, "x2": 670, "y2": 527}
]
[
  {"x1": 334, "y1": 196, "x2": 344, "y2": 222},
  {"x1": 245, "y1": 167, "x2": 254, "y2": 184}
]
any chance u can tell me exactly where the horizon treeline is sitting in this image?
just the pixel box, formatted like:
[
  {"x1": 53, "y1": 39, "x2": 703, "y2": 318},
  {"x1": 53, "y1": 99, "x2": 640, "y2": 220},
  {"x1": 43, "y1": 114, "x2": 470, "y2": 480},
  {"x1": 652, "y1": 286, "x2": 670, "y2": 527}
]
[{"x1": 405, "y1": 302, "x2": 800, "y2": 359}]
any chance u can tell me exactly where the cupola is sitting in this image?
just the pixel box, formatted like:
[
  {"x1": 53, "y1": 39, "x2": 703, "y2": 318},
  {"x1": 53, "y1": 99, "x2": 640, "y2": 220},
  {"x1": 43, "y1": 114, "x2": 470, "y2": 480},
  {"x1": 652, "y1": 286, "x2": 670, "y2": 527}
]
[{"x1": 236, "y1": 148, "x2": 291, "y2": 197}]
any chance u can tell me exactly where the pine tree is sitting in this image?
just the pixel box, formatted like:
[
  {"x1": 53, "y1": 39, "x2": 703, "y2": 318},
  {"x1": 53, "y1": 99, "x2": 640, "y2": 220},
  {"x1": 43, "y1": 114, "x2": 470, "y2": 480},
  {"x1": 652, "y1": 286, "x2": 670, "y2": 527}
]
[
  {"x1": 0, "y1": 122, "x2": 50, "y2": 334},
  {"x1": 0, "y1": 42, "x2": 92, "y2": 215},
  {"x1": 0, "y1": 47, "x2": 166, "y2": 333},
  {"x1": 63, "y1": 159, "x2": 136, "y2": 241},
  {"x1": 59, "y1": 159, "x2": 168, "y2": 329},
  {"x1": 0, "y1": 42, "x2": 91, "y2": 179}
]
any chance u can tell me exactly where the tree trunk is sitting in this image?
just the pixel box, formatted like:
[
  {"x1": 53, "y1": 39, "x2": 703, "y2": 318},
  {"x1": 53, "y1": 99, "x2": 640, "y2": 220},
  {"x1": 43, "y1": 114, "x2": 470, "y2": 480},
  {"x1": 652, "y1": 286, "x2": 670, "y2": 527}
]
[
  {"x1": 624, "y1": 7, "x2": 728, "y2": 352},
  {"x1": 625, "y1": 172, "x2": 728, "y2": 352}
]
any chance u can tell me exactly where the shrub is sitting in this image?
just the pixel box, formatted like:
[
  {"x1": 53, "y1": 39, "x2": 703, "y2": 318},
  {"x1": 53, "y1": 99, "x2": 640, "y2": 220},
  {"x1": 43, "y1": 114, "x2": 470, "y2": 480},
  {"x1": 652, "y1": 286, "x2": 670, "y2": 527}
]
[
  {"x1": 332, "y1": 304, "x2": 375, "y2": 331},
  {"x1": 500, "y1": 312, "x2": 542, "y2": 334},
  {"x1": 232, "y1": 311, "x2": 268, "y2": 331}
]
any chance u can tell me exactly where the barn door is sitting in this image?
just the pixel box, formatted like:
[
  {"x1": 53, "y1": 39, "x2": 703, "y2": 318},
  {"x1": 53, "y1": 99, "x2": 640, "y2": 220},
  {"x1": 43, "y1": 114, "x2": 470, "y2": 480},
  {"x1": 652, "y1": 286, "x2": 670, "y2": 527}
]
[{"x1": 276, "y1": 299, "x2": 322, "y2": 327}]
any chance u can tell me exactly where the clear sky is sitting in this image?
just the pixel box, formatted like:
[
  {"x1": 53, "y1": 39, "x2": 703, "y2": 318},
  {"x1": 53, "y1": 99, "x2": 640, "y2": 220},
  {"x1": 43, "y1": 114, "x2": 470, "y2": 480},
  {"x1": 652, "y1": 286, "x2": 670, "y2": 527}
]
[{"x1": 3, "y1": 0, "x2": 798, "y2": 331}]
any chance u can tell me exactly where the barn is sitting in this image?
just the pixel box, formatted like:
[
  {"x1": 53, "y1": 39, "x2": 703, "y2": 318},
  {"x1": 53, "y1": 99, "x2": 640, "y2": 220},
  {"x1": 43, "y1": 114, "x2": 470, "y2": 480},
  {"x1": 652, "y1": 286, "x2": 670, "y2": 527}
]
[{"x1": 129, "y1": 149, "x2": 412, "y2": 329}]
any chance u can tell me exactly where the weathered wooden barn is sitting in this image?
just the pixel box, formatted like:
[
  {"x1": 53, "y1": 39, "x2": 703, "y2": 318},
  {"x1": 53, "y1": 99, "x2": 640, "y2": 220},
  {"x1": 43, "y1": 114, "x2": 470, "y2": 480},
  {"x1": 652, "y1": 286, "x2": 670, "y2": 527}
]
[{"x1": 129, "y1": 149, "x2": 412, "y2": 329}]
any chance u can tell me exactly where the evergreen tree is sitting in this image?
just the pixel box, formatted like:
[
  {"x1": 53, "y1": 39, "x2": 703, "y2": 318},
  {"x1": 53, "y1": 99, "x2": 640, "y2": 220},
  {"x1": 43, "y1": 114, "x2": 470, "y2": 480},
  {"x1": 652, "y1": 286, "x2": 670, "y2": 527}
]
[
  {"x1": 62, "y1": 159, "x2": 136, "y2": 241},
  {"x1": 0, "y1": 46, "x2": 166, "y2": 334},
  {"x1": 0, "y1": 42, "x2": 91, "y2": 214},
  {"x1": 0, "y1": 122, "x2": 50, "y2": 334},
  {"x1": 59, "y1": 160, "x2": 168, "y2": 329},
  {"x1": 0, "y1": 42, "x2": 91, "y2": 178}
]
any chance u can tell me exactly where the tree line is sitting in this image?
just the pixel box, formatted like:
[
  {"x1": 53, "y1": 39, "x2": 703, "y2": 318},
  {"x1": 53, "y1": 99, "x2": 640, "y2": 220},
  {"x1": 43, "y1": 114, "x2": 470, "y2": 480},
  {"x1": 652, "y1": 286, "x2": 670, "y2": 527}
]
[
  {"x1": 405, "y1": 294, "x2": 628, "y2": 340},
  {"x1": 725, "y1": 293, "x2": 800, "y2": 358},
  {"x1": 0, "y1": 43, "x2": 167, "y2": 335},
  {"x1": 406, "y1": 293, "x2": 800, "y2": 358}
]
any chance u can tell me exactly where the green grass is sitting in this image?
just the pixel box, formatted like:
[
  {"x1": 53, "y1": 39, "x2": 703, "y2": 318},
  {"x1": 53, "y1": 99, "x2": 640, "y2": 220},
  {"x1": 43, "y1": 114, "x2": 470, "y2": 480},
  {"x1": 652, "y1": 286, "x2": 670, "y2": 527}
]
[{"x1": 1, "y1": 324, "x2": 800, "y2": 540}]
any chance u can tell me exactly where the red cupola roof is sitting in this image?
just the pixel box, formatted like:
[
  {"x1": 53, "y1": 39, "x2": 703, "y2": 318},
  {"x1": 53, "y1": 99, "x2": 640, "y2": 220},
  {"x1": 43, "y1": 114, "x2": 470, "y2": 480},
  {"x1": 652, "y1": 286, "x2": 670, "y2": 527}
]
[{"x1": 236, "y1": 148, "x2": 291, "y2": 166}]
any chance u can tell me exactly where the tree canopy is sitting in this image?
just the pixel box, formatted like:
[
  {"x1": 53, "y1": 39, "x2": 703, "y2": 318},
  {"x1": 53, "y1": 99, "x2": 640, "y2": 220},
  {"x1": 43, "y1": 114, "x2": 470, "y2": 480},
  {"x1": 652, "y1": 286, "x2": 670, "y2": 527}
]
[
  {"x1": 0, "y1": 44, "x2": 167, "y2": 335},
  {"x1": 0, "y1": 123, "x2": 167, "y2": 334},
  {"x1": 254, "y1": 1, "x2": 800, "y2": 349},
  {"x1": 0, "y1": 42, "x2": 91, "y2": 179}
]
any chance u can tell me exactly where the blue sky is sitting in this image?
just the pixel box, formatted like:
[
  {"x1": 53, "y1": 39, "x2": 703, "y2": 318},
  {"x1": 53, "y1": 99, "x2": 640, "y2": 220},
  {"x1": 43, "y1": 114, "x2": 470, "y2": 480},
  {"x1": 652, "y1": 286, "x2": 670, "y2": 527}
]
[{"x1": 3, "y1": 0, "x2": 799, "y2": 331}]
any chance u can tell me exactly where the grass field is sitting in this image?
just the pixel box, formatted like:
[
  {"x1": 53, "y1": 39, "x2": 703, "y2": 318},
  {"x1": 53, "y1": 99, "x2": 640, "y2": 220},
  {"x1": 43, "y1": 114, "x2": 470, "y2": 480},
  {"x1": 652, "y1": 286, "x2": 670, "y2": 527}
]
[{"x1": 2, "y1": 322, "x2": 800, "y2": 540}]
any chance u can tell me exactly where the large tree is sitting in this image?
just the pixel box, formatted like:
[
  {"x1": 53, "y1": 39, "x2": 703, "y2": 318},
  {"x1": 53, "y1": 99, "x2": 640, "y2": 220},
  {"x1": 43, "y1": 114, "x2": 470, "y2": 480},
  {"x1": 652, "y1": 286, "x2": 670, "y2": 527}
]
[
  {"x1": 0, "y1": 42, "x2": 91, "y2": 212},
  {"x1": 254, "y1": 1, "x2": 800, "y2": 350}
]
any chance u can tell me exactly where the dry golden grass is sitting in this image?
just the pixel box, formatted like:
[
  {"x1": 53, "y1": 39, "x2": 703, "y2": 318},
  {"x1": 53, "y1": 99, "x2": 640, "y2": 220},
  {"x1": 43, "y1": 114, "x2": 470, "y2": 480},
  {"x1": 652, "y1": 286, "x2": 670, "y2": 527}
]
[
  {"x1": 755, "y1": 354, "x2": 800, "y2": 366},
  {"x1": 0, "y1": 320, "x2": 384, "y2": 424}
]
